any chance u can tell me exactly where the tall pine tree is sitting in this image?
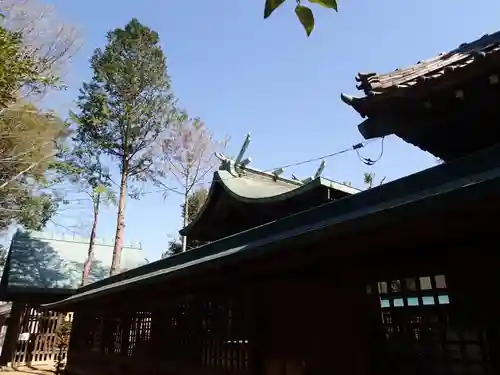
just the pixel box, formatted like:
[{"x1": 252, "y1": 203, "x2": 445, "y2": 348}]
[{"x1": 74, "y1": 19, "x2": 178, "y2": 275}]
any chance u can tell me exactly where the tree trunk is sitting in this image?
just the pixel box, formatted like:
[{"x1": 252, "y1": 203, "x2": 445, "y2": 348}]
[
  {"x1": 110, "y1": 163, "x2": 128, "y2": 276},
  {"x1": 81, "y1": 193, "x2": 100, "y2": 287},
  {"x1": 181, "y1": 189, "x2": 189, "y2": 252}
]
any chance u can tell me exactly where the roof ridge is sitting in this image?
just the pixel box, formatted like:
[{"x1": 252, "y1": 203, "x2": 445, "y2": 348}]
[
  {"x1": 217, "y1": 152, "x2": 304, "y2": 186},
  {"x1": 15, "y1": 230, "x2": 143, "y2": 250},
  {"x1": 217, "y1": 152, "x2": 355, "y2": 189},
  {"x1": 238, "y1": 165, "x2": 304, "y2": 186}
]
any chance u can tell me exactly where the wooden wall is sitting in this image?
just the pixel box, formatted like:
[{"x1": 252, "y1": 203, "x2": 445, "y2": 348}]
[
  {"x1": 65, "y1": 264, "x2": 376, "y2": 375},
  {"x1": 64, "y1": 200, "x2": 500, "y2": 375}
]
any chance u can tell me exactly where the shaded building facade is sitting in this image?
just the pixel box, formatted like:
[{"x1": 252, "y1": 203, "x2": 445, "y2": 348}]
[{"x1": 45, "y1": 30, "x2": 500, "y2": 375}]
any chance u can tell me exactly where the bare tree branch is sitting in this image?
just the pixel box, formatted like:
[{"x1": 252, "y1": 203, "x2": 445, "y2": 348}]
[
  {"x1": 154, "y1": 116, "x2": 227, "y2": 251},
  {"x1": 0, "y1": 0, "x2": 83, "y2": 99}
]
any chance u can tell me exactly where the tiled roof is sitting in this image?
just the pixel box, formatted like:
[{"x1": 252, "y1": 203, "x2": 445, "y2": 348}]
[
  {"x1": 1, "y1": 230, "x2": 148, "y2": 293},
  {"x1": 350, "y1": 30, "x2": 500, "y2": 99}
]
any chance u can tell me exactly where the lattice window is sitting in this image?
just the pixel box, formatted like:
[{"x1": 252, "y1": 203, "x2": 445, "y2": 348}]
[
  {"x1": 127, "y1": 316, "x2": 138, "y2": 357},
  {"x1": 91, "y1": 318, "x2": 103, "y2": 352},
  {"x1": 367, "y1": 274, "x2": 491, "y2": 375},
  {"x1": 126, "y1": 311, "x2": 152, "y2": 357},
  {"x1": 138, "y1": 312, "x2": 152, "y2": 342},
  {"x1": 200, "y1": 299, "x2": 250, "y2": 371},
  {"x1": 111, "y1": 319, "x2": 123, "y2": 355}
]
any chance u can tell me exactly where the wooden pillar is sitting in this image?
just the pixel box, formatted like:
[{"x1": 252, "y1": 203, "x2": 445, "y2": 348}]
[
  {"x1": 447, "y1": 266, "x2": 500, "y2": 373},
  {"x1": 249, "y1": 285, "x2": 264, "y2": 375},
  {"x1": 305, "y1": 275, "x2": 371, "y2": 375},
  {"x1": 0, "y1": 302, "x2": 24, "y2": 366}
]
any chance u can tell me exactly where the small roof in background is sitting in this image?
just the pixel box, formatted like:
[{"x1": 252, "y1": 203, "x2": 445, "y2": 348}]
[
  {"x1": 0, "y1": 230, "x2": 147, "y2": 299},
  {"x1": 180, "y1": 152, "x2": 359, "y2": 242}
]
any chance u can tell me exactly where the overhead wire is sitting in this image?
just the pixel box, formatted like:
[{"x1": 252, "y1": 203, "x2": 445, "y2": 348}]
[
  {"x1": 136, "y1": 137, "x2": 384, "y2": 197},
  {"x1": 1, "y1": 137, "x2": 385, "y2": 203},
  {"x1": 0, "y1": 137, "x2": 386, "y2": 235},
  {"x1": 356, "y1": 137, "x2": 385, "y2": 166}
]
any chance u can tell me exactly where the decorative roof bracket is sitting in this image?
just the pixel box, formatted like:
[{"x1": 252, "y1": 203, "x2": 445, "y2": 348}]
[
  {"x1": 235, "y1": 133, "x2": 251, "y2": 167},
  {"x1": 215, "y1": 133, "x2": 253, "y2": 177},
  {"x1": 314, "y1": 160, "x2": 326, "y2": 179}
]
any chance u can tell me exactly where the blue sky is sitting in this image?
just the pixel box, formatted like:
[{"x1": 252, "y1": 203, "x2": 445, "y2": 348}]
[{"x1": 31, "y1": 0, "x2": 500, "y2": 261}]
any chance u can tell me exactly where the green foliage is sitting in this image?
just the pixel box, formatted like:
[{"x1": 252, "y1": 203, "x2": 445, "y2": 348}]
[
  {"x1": 0, "y1": 26, "x2": 36, "y2": 107},
  {"x1": 1, "y1": 0, "x2": 82, "y2": 102},
  {"x1": 163, "y1": 187, "x2": 209, "y2": 258},
  {"x1": 263, "y1": 0, "x2": 338, "y2": 36},
  {"x1": 363, "y1": 172, "x2": 386, "y2": 189},
  {"x1": 75, "y1": 18, "x2": 176, "y2": 177},
  {"x1": 182, "y1": 187, "x2": 208, "y2": 225},
  {"x1": 75, "y1": 18, "x2": 178, "y2": 275},
  {"x1": 0, "y1": 103, "x2": 69, "y2": 232},
  {"x1": 264, "y1": 0, "x2": 286, "y2": 18},
  {"x1": 363, "y1": 172, "x2": 375, "y2": 188},
  {"x1": 54, "y1": 319, "x2": 72, "y2": 375},
  {"x1": 0, "y1": 9, "x2": 75, "y2": 234},
  {"x1": 184, "y1": 187, "x2": 209, "y2": 249},
  {"x1": 0, "y1": 23, "x2": 60, "y2": 107},
  {"x1": 295, "y1": 5, "x2": 315, "y2": 36},
  {"x1": 162, "y1": 239, "x2": 182, "y2": 258},
  {"x1": 66, "y1": 114, "x2": 116, "y2": 206},
  {"x1": 309, "y1": 0, "x2": 338, "y2": 10}
]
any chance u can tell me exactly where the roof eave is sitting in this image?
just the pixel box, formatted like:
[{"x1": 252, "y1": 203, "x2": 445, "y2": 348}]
[
  {"x1": 318, "y1": 178, "x2": 361, "y2": 195},
  {"x1": 179, "y1": 173, "x2": 220, "y2": 237},
  {"x1": 43, "y1": 166, "x2": 500, "y2": 310},
  {"x1": 44, "y1": 143, "x2": 500, "y2": 309}
]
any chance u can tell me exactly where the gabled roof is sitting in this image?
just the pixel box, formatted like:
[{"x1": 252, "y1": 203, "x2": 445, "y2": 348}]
[
  {"x1": 43, "y1": 143, "x2": 500, "y2": 309},
  {"x1": 212, "y1": 168, "x2": 357, "y2": 201},
  {"x1": 0, "y1": 230, "x2": 147, "y2": 300},
  {"x1": 341, "y1": 30, "x2": 500, "y2": 117},
  {"x1": 180, "y1": 153, "x2": 359, "y2": 241}
]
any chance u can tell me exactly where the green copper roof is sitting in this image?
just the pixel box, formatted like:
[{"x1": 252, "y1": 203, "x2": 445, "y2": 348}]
[
  {"x1": 180, "y1": 157, "x2": 359, "y2": 239},
  {"x1": 0, "y1": 230, "x2": 147, "y2": 296},
  {"x1": 43, "y1": 143, "x2": 500, "y2": 309},
  {"x1": 217, "y1": 169, "x2": 359, "y2": 201}
]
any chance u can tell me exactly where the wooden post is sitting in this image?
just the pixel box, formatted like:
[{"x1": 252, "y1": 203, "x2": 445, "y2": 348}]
[{"x1": 0, "y1": 302, "x2": 24, "y2": 366}]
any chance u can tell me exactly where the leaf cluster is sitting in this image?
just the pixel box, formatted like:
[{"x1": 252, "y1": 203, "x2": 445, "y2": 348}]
[{"x1": 264, "y1": 0, "x2": 338, "y2": 36}]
